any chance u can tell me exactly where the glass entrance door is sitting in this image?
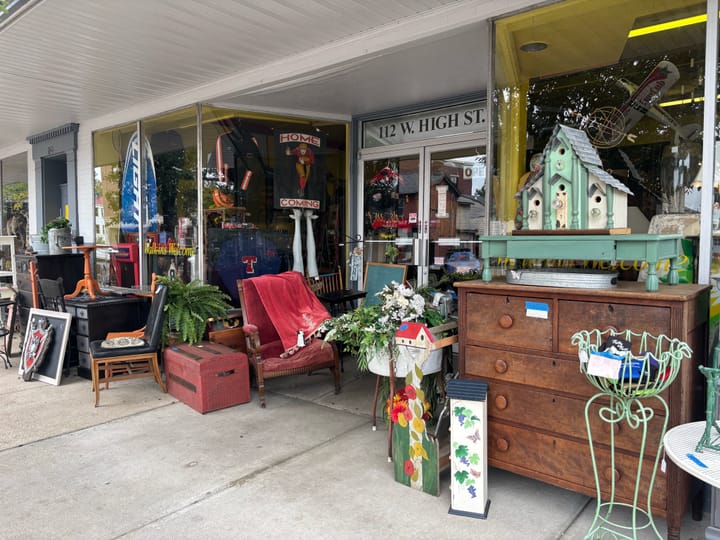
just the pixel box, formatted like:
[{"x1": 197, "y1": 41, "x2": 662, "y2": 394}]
[
  {"x1": 362, "y1": 153, "x2": 422, "y2": 284},
  {"x1": 426, "y1": 146, "x2": 486, "y2": 288},
  {"x1": 360, "y1": 140, "x2": 486, "y2": 289}
]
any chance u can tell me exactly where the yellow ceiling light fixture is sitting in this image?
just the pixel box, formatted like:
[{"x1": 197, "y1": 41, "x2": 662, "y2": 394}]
[{"x1": 628, "y1": 14, "x2": 707, "y2": 38}]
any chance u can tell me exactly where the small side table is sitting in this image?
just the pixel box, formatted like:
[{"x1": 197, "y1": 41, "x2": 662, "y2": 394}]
[
  {"x1": 63, "y1": 245, "x2": 111, "y2": 300},
  {"x1": 664, "y1": 421, "x2": 720, "y2": 488}
]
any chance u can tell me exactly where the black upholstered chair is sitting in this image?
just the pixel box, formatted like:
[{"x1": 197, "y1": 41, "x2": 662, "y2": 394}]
[{"x1": 88, "y1": 283, "x2": 168, "y2": 406}]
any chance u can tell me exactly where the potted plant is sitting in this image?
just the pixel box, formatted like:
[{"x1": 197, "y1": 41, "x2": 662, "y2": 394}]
[
  {"x1": 320, "y1": 281, "x2": 446, "y2": 374},
  {"x1": 40, "y1": 216, "x2": 72, "y2": 255},
  {"x1": 156, "y1": 275, "x2": 233, "y2": 346}
]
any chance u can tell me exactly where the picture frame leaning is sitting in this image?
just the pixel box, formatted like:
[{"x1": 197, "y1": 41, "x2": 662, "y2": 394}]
[{"x1": 18, "y1": 308, "x2": 72, "y2": 385}]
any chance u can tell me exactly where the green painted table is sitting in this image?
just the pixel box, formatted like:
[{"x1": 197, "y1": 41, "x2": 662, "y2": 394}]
[{"x1": 478, "y1": 233, "x2": 682, "y2": 292}]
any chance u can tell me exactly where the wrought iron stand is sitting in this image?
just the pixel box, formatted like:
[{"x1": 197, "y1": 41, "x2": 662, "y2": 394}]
[{"x1": 572, "y1": 329, "x2": 691, "y2": 540}]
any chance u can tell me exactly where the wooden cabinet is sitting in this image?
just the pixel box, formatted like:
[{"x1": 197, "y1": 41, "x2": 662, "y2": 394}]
[
  {"x1": 456, "y1": 280, "x2": 710, "y2": 540},
  {"x1": 65, "y1": 296, "x2": 148, "y2": 380}
]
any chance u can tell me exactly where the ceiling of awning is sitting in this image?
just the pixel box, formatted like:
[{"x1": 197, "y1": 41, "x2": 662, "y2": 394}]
[{"x1": 0, "y1": 0, "x2": 535, "y2": 153}]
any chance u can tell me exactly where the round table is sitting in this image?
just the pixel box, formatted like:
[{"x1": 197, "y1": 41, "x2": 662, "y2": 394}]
[
  {"x1": 63, "y1": 245, "x2": 111, "y2": 300},
  {"x1": 663, "y1": 421, "x2": 720, "y2": 488}
]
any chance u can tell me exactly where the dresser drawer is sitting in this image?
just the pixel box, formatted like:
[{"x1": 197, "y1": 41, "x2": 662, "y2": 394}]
[
  {"x1": 76, "y1": 335, "x2": 90, "y2": 353},
  {"x1": 557, "y1": 300, "x2": 671, "y2": 355},
  {"x1": 465, "y1": 292, "x2": 553, "y2": 352},
  {"x1": 77, "y1": 351, "x2": 91, "y2": 371},
  {"x1": 465, "y1": 345, "x2": 586, "y2": 395},
  {"x1": 487, "y1": 380, "x2": 663, "y2": 455},
  {"x1": 76, "y1": 318, "x2": 89, "y2": 336},
  {"x1": 488, "y1": 421, "x2": 667, "y2": 513}
]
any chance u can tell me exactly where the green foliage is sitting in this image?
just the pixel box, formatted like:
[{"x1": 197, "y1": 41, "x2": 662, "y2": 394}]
[
  {"x1": 320, "y1": 282, "x2": 448, "y2": 372},
  {"x1": 4, "y1": 182, "x2": 28, "y2": 212},
  {"x1": 157, "y1": 276, "x2": 232, "y2": 346},
  {"x1": 40, "y1": 216, "x2": 71, "y2": 243}
]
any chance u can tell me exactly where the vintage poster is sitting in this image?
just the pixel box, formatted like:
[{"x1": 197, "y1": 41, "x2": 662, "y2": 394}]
[{"x1": 274, "y1": 131, "x2": 326, "y2": 210}]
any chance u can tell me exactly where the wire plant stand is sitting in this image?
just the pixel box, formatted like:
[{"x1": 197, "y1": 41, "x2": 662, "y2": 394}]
[{"x1": 571, "y1": 329, "x2": 692, "y2": 540}]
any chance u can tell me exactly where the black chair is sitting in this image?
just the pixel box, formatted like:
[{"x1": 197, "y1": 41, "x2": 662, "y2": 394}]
[
  {"x1": 38, "y1": 277, "x2": 74, "y2": 376},
  {"x1": 88, "y1": 283, "x2": 168, "y2": 407},
  {"x1": 0, "y1": 296, "x2": 15, "y2": 368},
  {"x1": 38, "y1": 277, "x2": 68, "y2": 312}
]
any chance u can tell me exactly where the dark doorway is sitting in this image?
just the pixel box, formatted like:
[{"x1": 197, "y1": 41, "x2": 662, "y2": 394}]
[{"x1": 42, "y1": 154, "x2": 67, "y2": 223}]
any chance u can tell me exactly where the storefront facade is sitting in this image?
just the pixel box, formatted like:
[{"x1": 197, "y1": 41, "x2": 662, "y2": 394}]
[{"x1": 0, "y1": 0, "x2": 718, "y2": 304}]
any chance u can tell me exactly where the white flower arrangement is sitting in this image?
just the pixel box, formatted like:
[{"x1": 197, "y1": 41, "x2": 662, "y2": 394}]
[{"x1": 321, "y1": 281, "x2": 444, "y2": 372}]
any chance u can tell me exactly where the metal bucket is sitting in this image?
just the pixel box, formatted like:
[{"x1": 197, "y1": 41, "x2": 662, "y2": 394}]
[{"x1": 48, "y1": 227, "x2": 72, "y2": 255}]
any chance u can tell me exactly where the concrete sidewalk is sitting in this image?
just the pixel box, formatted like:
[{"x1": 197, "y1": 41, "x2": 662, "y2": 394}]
[{"x1": 0, "y1": 352, "x2": 710, "y2": 539}]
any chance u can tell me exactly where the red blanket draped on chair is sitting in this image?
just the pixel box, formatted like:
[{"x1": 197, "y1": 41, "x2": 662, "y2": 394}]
[{"x1": 242, "y1": 271, "x2": 331, "y2": 355}]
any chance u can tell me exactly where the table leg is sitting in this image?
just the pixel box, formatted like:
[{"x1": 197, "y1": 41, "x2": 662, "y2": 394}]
[
  {"x1": 481, "y1": 257, "x2": 492, "y2": 282},
  {"x1": 644, "y1": 259, "x2": 659, "y2": 292},
  {"x1": 667, "y1": 256, "x2": 680, "y2": 285},
  {"x1": 64, "y1": 248, "x2": 111, "y2": 299}
]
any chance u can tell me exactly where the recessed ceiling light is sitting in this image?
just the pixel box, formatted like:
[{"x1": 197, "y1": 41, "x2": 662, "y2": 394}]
[{"x1": 520, "y1": 41, "x2": 548, "y2": 53}]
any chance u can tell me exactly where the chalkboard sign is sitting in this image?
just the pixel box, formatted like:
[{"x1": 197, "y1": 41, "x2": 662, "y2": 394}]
[
  {"x1": 363, "y1": 263, "x2": 407, "y2": 306},
  {"x1": 18, "y1": 308, "x2": 72, "y2": 385}
]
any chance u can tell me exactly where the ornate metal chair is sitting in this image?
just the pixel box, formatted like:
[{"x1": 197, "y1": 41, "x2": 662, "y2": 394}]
[{"x1": 237, "y1": 271, "x2": 341, "y2": 407}]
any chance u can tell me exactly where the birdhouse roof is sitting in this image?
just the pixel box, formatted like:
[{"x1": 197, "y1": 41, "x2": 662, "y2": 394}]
[
  {"x1": 517, "y1": 124, "x2": 633, "y2": 196},
  {"x1": 395, "y1": 321, "x2": 435, "y2": 342}
]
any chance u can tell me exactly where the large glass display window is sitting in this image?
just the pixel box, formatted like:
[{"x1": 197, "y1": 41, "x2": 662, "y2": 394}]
[
  {"x1": 492, "y1": 0, "x2": 707, "y2": 247},
  {"x1": 93, "y1": 107, "x2": 198, "y2": 288},
  {"x1": 143, "y1": 109, "x2": 198, "y2": 283},
  {"x1": 93, "y1": 106, "x2": 348, "y2": 302},
  {"x1": 201, "y1": 106, "x2": 347, "y2": 304},
  {"x1": 0, "y1": 152, "x2": 29, "y2": 254}
]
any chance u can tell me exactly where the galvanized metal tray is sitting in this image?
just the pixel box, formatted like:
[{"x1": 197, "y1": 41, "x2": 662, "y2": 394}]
[{"x1": 506, "y1": 268, "x2": 618, "y2": 289}]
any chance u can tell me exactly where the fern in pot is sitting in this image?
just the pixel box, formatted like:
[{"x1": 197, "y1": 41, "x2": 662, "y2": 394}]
[{"x1": 156, "y1": 275, "x2": 233, "y2": 346}]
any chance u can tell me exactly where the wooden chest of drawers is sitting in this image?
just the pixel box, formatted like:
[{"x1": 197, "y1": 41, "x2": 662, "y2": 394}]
[
  {"x1": 65, "y1": 296, "x2": 148, "y2": 380},
  {"x1": 456, "y1": 280, "x2": 709, "y2": 540}
]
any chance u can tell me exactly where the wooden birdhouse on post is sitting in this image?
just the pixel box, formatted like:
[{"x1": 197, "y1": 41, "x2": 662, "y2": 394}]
[{"x1": 518, "y1": 124, "x2": 633, "y2": 231}]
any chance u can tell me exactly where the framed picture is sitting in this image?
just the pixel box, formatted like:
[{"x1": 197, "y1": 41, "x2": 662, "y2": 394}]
[{"x1": 18, "y1": 308, "x2": 72, "y2": 385}]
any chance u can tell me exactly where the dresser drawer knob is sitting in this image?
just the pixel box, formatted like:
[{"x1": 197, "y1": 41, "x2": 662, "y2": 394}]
[
  {"x1": 494, "y1": 359, "x2": 508, "y2": 373},
  {"x1": 496, "y1": 438, "x2": 509, "y2": 452},
  {"x1": 603, "y1": 467, "x2": 621, "y2": 483},
  {"x1": 495, "y1": 395, "x2": 508, "y2": 409},
  {"x1": 498, "y1": 314, "x2": 514, "y2": 328}
]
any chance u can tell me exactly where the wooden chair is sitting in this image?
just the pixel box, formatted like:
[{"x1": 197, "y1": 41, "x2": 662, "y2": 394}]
[
  {"x1": 88, "y1": 283, "x2": 168, "y2": 406},
  {"x1": 237, "y1": 271, "x2": 341, "y2": 407},
  {"x1": 104, "y1": 273, "x2": 159, "y2": 340},
  {"x1": 308, "y1": 267, "x2": 355, "y2": 315}
]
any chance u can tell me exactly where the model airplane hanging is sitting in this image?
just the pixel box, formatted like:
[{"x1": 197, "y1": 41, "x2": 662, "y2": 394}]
[{"x1": 584, "y1": 60, "x2": 700, "y2": 148}]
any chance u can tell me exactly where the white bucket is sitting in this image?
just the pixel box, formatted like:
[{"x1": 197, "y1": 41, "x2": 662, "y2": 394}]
[{"x1": 367, "y1": 346, "x2": 443, "y2": 378}]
